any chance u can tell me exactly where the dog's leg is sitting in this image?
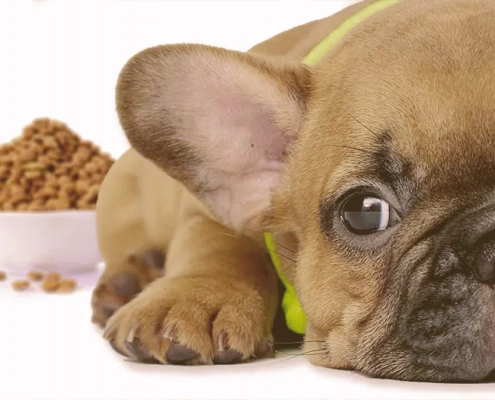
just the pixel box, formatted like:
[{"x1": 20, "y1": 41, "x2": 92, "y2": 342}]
[
  {"x1": 91, "y1": 156, "x2": 167, "y2": 328},
  {"x1": 103, "y1": 213, "x2": 278, "y2": 365}
]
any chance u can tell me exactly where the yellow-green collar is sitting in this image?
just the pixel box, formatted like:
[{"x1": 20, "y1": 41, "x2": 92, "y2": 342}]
[{"x1": 265, "y1": 0, "x2": 402, "y2": 335}]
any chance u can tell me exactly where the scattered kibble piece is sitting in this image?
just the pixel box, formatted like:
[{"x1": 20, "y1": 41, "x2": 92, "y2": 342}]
[
  {"x1": 41, "y1": 272, "x2": 61, "y2": 292},
  {"x1": 0, "y1": 118, "x2": 114, "y2": 211},
  {"x1": 57, "y1": 279, "x2": 77, "y2": 294},
  {"x1": 27, "y1": 270, "x2": 43, "y2": 281},
  {"x1": 46, "y1": 272, "x2": 60, "y2": 281},
  {"x1": 6, "y1": 270, "x2": 79, "y2": 294},
  {"x1": 12, "y1": 279, "x2": 30, "y2": 291}
]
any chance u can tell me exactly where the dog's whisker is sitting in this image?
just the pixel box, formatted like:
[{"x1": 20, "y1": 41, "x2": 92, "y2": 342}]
[
  {"x1": 274, "y1": 340, "x2": 325, "y2": 345},
  {"x1": 276, "y1": 350, "x2": 325, "y2": 356},
  {"x1": 217, "y1": 231, "x2": 238, "y2": 238},
  {"x1": 274, "y1": 240, "x2": 297, "y2": 254},
  {"x1": 276, "y1": 349, "x2": 327, "y2": 362},
  {"x1": 280, "y1": 354, "x2": 315, "y2": 362},
  {"x1": 267, "y1": 248, "x2": 297, "y2": 264},
  {"x1": 218, "y1": 229, "x2": 300, "y2": 265},
  {"x1": 325, "y1": 143, "x2": 374, "y2": 156},
  {"x1": 347, "y1": 113, "x2": 380, "y2": 138},
  {"x1": 276, "y1": 346, "x2": 327, "y2": 355},
  {"x1": 276, "y1": 349, "x2": 325, "y2": 356}
]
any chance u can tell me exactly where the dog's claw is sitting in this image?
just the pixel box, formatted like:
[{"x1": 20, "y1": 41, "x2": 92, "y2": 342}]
[
  {"x1": 124, "y1": 339, "x2": 156, "y2": 363},
  {"x1": 257, "y1": 338, "x2": 275, "y2": 358},
  {"x1": 103, "y1": 323, "x2": 117, "y2": 340},
  {"x1": 126, "y1": 323, "x2": 138, "y2": 343},
  {"x1": 212, "y1": 331, "x2": 244, "y2": 364},
  {"x1": 109, "y1": 340, "x2": 126, "y2": 356},
  {"x1": 162, "y1": 326, "x2": 174, "y2": 341}
]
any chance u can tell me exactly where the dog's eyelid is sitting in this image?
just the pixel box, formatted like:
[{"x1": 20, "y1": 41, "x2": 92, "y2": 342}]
[{"x1": 330, "y1": 180, "x2": 400, "y2": 208}]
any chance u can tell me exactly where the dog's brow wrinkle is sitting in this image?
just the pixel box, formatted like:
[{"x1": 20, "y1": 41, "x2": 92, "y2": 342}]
[
  {"x1": 373, "y1": 130, "x2": 400, "y2": 183},
  {"x1": 370, "y1": 130, "x2": 416, "y2": 202}
]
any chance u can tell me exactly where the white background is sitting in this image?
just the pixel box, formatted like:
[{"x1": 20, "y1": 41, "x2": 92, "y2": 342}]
[{"x1": 0, "y1": 1, "x2": 494, "y2": 399}]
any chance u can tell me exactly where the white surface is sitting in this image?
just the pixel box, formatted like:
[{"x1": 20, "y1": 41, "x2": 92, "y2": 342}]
[
  {"x1": 0, "y1": 0, "x2": 361, "y2": 159},
  {"x1": 0, "y1": 211, "x2": 100, "y2": 274},
  {"x1": 1, "y1": 1, "x2": 494, "y2": 399},
  {"x1": 0, "y1": 278, "x2": 495, "y2": 400},
  {"x1": 0, "y1": 275, "x2": 494, "y2": 400}
]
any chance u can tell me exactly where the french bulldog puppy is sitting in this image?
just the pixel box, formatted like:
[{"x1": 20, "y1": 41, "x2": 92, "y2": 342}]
[{"x1": 92, "y1": 0, "x2": 495, "y2": 382}]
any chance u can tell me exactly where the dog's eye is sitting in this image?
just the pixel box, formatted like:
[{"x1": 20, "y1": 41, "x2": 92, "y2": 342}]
[{"x1": 340, "y1": 194, "x2": 390, "y2": 234}]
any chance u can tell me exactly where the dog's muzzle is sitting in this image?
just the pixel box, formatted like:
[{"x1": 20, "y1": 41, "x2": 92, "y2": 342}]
[{"x1": 469, "y1": 230, "x2": 495, "y2": 284}]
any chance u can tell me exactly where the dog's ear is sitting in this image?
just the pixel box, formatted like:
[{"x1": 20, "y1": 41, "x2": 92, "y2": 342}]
[{"x1": 116, "y1": 44, "x2": 311, "y2": 233}]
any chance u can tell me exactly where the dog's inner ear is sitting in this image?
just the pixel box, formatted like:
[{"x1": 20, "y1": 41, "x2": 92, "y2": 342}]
[{"x1": 117, "y1": 44, "x2": 311, "y2": 233}]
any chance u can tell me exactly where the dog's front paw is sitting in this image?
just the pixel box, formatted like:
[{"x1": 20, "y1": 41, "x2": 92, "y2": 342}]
[
  {"x1": 91, "y1": 270, "x2": 144, "y2": 329},
  {"x1": 103, "y1": 276, "x2": 274, "y2": 365},
  {"x1": 91, "y1": 250, "x2": 165, "y2": 328}
]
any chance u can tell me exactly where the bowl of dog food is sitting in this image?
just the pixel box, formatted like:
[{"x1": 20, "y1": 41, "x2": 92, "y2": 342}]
[{"x1": 0, "y1": 118, "x2": 114, "y2": 278}]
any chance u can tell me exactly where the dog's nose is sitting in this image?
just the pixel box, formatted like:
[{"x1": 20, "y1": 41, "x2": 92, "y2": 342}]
[
  {"x1": 472, "y1": 235, "x2": 495, "y2": 283},
  {"x1": 474, "y1": 259, "x2": 495, "y2": 283}
]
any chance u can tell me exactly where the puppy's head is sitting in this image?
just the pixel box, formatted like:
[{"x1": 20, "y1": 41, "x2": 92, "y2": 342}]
[{"x1": 116, "y1": 0, "x2": 495, "y2": 382}]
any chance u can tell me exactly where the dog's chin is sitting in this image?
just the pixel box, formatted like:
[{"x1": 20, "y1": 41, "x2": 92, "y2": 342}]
[
  {"x1": 303, "y1": 325, "x2": 355, "y2": 371},
  {"x1": 305, "y1": 341, "x2": 495, "y2": 383},
  {"x1": 356, "y1": 287, "x2": 495, "y2": 382},
  {"x1": 303, "y1": 294, "x2": 495, "y2": 383},
  {"x1": 358, "y1": 363, "x2": 495, "y2": 384}
]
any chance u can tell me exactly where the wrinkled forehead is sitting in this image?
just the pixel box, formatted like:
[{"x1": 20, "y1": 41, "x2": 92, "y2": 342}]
[
  {"x1": 312, "y1": 84, "x2": 495, "y2": 210},
  {"x1": 363, "y1": 127, "x2": 495, "y2": 204},
  {"x1": 336, "y1": 62, "x2": 495, "y2": 180},
  {"x1": 295, "y1": 13, "x2": 495, "y2": 210},
  {"x1": 293, "y1": 83, "x2": 495, "y2": 223},
  {"x1": 310, "y1": 2, "x2": 495, "y2": 148}
]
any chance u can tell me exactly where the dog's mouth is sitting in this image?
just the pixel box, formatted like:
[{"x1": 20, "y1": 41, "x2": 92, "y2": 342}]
[
  {"x1": 436, "y1": 367, "x2": 495, "y2": 384},
  {"x1": 482, "y1": 367, "x2": 495, "y2": 383}
]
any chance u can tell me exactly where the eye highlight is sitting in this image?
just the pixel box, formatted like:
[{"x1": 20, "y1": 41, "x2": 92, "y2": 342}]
[{"x1": 340, "y1": 193, "x2": 391, "y2": 234}]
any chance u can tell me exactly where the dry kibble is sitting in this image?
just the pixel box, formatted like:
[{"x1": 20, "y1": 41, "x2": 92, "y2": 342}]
[
  {"x1": 12, "y1": 279, "x2": 30, "y2": 291},
  {"x1": 57, "y1": 279, "x2": 77, "y2": 294},
  {"x1": 0, "y1": 118, "x2": 114, "y2": 211},
  {"x1": 27, "y1": 270, "x2": 44, "y2": 281},
  {"x1": 7, "y1": 270, "x2": 78, "y2": 295},
  {"x1": 2, "y1": 202, "x2": 14, "y2": 211},
  {"x1": 48, "y1": 272, "x2": 61, "y2": 280},
  {"x1": 24, "y1": 170, "x2": 42, "y2": 179},
  {"x1": 41, "y1": 272, "x2": 61, "y2": 292},
  {"x1": 16, "y1": 203, "x2": 29, "y2": 211}
]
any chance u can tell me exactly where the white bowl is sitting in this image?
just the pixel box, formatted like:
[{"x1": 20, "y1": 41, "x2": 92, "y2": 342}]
[{"x1": 0, "y1": 210, "x2": 101, "y2": 275}]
